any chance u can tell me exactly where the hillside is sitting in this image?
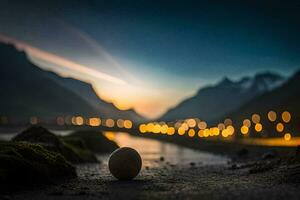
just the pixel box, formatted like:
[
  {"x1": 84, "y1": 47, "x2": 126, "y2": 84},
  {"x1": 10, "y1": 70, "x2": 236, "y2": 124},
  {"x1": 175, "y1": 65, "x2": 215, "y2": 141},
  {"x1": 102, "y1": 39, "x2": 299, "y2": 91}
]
[
  {"x1": 0, "y1": 43, "x2": 144, "y2": 122},
  {"x1": 225, "y1": 70, "x2": 300, "y2": 137},
  {"x1": 160, "y1": 72, "x2": 285, "y2": 122}
]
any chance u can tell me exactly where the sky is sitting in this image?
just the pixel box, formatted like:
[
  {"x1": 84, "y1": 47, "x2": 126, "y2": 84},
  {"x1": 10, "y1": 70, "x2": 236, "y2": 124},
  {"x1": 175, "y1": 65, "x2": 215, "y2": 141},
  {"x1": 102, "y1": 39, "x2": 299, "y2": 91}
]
[{"x1": 0, "y1": 0, "x2": 300, "y2": 118}]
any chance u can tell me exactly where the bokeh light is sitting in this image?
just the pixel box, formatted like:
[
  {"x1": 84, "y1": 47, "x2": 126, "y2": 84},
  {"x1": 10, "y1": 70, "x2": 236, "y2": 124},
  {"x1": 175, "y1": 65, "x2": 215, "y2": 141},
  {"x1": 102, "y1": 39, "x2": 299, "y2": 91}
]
[
  {"x1": 211, "y1": 127, "x2": 220, "y2": 136},
  {"x1": 89, "y1": 117, "x2": 101, "y2": 127},
  {"x1": 251, "y1": 114, "x2": 260, "y2": 124},
  {"x1": 75, "y1": 116, "x2": 84, "y2": 126},
  {"x1": 117, "y1": 119, "x2": 124, "y2": 128},
  {"x1": 161, "y1": 124, "x2": 168, "y2": 134},
  {"x1": 146, "y1": 123, "x2": 154, "y2": 132},
  {"x1": 203, "y1": 129, "x2": 210, "y2": 137},
  {"x1": 226, "y1": 125, "x2": 235, "y2": 135},
  {"x1": 167, "y1": 127, "x2": 175, "y2": 135},
  {"x1": 188, "y1": 129, "x2": 196, "y2": 137},
  {"x1": 198, "y1": 130, "x2": 204, "y2": 137},
  {"x1": 181, "y1": 122, "x2": 189, "y2": 131},
  {"x1": 124, "y1": 120, "x2": 133, "y2": 129},
  {"x1": 153, "y1": 124, "x2": 161, "y2": 133},
  {"x1": 130, "y1": 110, "x2": 293, "y2": 144},
  {"x1": 243, "y1": 119, "x2": 251, "y2": 128},
  {"x1": 217, "y1": 123, "x2": 225, "y2": 131},
  {"x1": 139, "y1": 124, "x2": 147, "y2": 133},
  {"x1": 224, "y1": 118, "x2": 232, "y2": 127},
  {"x1": 198, "y1": 121, "x2": 207, "y2": 130},
  {"x1": 282, "y1": 111, "x2": 291, "y2": 123},
  {"x1": 254, "y1": 123, "x2": 262, "y2": 132},
  {"x1": 241, "y1": 126, "x2": 249, "y2": 135},
  {"x1": 105, "y1": 118, "x2": 115, "y2": 127},
  {"x1": 267, "y1": 111, "x2": 277, "y2": 122},
  {"x1": 276, "y1": 123, "x2": 284, "y2": 132},
  {"x1": 284, "y1": 133, "x2": 291, "y2": 141},
  {"x1": 221, "y1": 129, "x2": 229, "y2": 138},
  {"x1": 186, "y1": 119, "x2": 196, "y2": 128},
  {"x1": 178, "y1": 127, "x2": 185, "y2": 135}
]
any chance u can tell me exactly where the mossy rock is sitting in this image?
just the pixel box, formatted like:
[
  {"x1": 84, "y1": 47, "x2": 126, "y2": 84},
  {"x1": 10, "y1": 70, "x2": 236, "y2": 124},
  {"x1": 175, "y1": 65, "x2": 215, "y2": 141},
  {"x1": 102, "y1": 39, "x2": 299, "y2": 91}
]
[
  {"x1": 62, "y1": 137, "x2": 98, "y2": 163},
  {"x1": 0, "y1": 141, "x2": 76, "y2": 192},
  {"x1": 13, "y1": 126, "x2": 61, "y2": 146},
  {"x1": 13, "y1": 126, "x2": 97, "y2": 163},
  {"x1": 63, "y1": 131, "x2": 118, "y2": 154}
]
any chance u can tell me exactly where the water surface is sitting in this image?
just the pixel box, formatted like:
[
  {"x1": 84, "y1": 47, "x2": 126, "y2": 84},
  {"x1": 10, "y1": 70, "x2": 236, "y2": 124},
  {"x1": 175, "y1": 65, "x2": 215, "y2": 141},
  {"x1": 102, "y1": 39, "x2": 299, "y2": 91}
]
[
  {"x1": 0, "y1": 130, "x2": 229, "y2": 167},
  {"x1": 108, "y1": 132, "x2": 229, "y2": 168}
]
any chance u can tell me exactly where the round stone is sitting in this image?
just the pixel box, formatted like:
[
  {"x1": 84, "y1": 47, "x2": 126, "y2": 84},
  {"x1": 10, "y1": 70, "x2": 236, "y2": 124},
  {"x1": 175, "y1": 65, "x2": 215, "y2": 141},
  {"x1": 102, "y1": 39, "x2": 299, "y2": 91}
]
[{"x1": 108, "y1": 147, "x2": 142, "y2": 180}]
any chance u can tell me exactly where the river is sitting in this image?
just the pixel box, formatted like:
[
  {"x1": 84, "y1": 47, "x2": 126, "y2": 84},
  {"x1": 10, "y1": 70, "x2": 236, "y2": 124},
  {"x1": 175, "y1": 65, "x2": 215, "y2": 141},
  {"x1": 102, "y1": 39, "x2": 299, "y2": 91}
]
[
  {"x1": 0, "y1": 130, "x2": 229, "y2": 167},
  {"x1": 104, "y1": 132, "x2": 228, "y2": 167}
]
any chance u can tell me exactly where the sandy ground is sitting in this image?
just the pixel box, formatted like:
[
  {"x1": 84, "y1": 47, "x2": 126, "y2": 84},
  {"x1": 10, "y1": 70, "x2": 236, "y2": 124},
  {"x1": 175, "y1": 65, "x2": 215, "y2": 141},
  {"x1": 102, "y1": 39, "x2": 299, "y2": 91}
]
[
  {"x1": 2, "y1": 132, "x2": 300, "y2": 200},
  {"x1": 1, "y1": 155, "x2": 300, "y2": 200}
]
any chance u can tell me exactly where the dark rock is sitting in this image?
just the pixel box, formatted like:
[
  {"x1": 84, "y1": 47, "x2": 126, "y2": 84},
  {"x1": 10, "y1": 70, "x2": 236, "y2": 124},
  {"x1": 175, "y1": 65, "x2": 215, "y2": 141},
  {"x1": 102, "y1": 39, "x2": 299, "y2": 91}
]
[
  {"x1": 13, "y1": 126, "x2": 61, "y2": 145},
  {"x1": 12, "y1": 126, "x2": 97, "y2": 163},
  {"x1": 61, "y1": 137, "x2": 98, "y2": 163},
  {"x1": 160, "y1": 156, "x2": 165, "y2": 161},
  {"x1": 190, "y1": 162, "x2": 196, "y2": 167},
  {"x1": 0, "y1": 141, "x2": 76, "y2": 193},
  {"x1": 63, "y1": 131, "x2": 118, "y2": 154}
]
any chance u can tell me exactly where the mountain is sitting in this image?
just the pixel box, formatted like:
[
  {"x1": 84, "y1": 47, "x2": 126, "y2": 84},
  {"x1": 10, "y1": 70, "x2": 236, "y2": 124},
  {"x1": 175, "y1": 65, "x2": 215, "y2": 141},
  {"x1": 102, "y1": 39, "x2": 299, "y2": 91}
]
[
  {"x1": 0, "y1": 43, "x2": 144, "y2": 122},
  {"x1": 159, "y1": 72, "x2": 285, "y2": 122},
  {"x1": 45, "y1": 72, "x2": 145, "y2": 122},
  {"x1": 226, "y1": 70, "x2": 300, "y2": 136}
]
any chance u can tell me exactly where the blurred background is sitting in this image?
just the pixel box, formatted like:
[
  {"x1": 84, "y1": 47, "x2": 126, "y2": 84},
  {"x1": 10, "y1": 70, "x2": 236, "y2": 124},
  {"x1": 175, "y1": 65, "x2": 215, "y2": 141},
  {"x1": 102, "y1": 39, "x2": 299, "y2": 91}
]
[{"x1": 0, "y1": 0, "x2": 300, "y2": 145}]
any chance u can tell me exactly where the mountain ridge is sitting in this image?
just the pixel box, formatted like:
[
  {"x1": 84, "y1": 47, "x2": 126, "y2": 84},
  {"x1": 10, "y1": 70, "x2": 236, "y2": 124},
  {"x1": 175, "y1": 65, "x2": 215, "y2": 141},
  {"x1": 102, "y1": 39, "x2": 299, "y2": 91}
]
[
  {"x1": 222, "y1": 69, "x2": 300, "y2": 136},
  {"x1": 45, "y1": 70, "x2": 145, "y2": 122},
  {"x1": 159, "y1": 72, "x2": 285, "y2": 122},
  {"x1": 0, "y1": 42, "x2": 145, "y2": 122}
]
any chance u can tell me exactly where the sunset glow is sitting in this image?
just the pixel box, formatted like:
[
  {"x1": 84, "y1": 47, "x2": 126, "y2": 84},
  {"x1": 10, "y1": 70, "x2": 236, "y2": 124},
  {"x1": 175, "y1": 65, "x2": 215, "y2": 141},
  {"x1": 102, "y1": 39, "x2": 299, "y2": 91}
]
[{"x1": 0, "y1": 34, "x2": 126, "y2": 85}]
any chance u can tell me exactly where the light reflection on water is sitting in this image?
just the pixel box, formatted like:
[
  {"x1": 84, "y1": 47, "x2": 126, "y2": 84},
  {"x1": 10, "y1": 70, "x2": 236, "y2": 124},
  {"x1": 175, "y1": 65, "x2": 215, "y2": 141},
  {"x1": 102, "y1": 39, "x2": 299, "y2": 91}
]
[
  {"x1": 110, "y1": 132, "x2": 229, "y2": 167},
  {"x1": 0, "y1": 130, "x2": 228, "y2": 167}
]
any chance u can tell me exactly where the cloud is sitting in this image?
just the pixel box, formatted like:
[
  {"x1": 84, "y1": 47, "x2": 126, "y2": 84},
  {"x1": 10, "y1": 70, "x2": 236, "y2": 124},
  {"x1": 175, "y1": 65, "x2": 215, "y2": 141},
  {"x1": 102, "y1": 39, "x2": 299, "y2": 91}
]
[{"x1": 0, "y1": 34, "x2": 127, "y2": 85}]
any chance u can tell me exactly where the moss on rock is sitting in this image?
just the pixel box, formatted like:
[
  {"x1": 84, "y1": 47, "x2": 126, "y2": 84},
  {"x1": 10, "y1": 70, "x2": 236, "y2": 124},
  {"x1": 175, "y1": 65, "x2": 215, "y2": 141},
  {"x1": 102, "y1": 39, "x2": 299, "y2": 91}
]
[
  {"x1": 13, "y1": 126, "x2": 97, "y2": 163},
  {"x1": 0, "y1": 141, "x2": 76, "y2": 192},
  {"x1": 63, "y1": 131, "x2": 118, "y2": 154},
  {"x1": 62, "y1": 137, "x2": 98, "y2": 163}
]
